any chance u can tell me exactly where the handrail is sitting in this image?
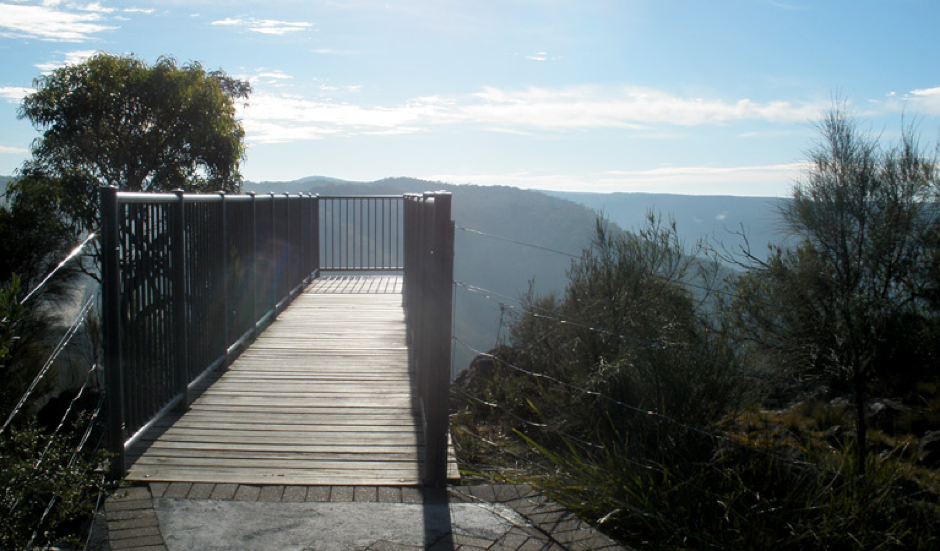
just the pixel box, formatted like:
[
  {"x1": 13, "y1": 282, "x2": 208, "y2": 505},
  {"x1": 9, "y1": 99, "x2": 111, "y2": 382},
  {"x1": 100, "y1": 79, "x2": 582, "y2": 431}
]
[
  {"x1": 319, "y1": 196, "x2": 403, "y2": 271},
  {"x1": 402, "y1": 191, "x2": 455, "y2": 487},
  {"x1": 100, "y1": 188, "x2": 320, "y2": 477},
  {"x1": 100, "y1": 187, "x2": 455, "y2": 486}
]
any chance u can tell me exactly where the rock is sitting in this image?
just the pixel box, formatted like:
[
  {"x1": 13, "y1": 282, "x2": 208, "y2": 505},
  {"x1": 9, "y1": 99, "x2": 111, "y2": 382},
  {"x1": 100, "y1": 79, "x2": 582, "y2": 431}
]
[
  {"x1": 455, "y1": 351, "x2": 498, "y2": 390},
  {"x1": 869, "y1": 399, "x2": 904, "y2": 435},
  {"x1": 918, "y1": 430, "x2": 940, "y2": 468}
]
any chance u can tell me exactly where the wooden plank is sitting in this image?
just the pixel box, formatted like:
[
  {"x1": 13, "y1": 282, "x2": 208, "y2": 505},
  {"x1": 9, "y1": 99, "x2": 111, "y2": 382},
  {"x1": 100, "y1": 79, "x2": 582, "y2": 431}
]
[
  {"x1": 136, "y1": 433, "x2": 422, "y2": 445},
  {"x1": 141, "y1": 441, "x2": 420, "y2": 453}
]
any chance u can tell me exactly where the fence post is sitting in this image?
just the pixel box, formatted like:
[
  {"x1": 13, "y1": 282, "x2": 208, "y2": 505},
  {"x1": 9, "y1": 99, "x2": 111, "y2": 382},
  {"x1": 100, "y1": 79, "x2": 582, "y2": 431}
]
[
  {"x1": 300, "y1": 194, "x2": 309, "y2": 281},
  {"x1": 425, "y1": 191, "x2": 454, "y2": 487},
  {"x1": 312, "y1": 194, "x2": 320, "y2": 278},
  {"x1": 170, "y1": 190, "x2": 189, "y2": 409},
  {"x1": 100, "y1": 186, "x2": 125, "y2": 479},
  {"x1": 248, "y1": 192, "x2": 258, "y2": 330},
  {"x1": 284, "y1": 193, "x2": 292, "y2": 294},
  {"x1": 270, "y1": 192, "x2": 277, "y2": 313},
  {"x1": 219, "y1": 192, "x2": 230, "y2": 356}
]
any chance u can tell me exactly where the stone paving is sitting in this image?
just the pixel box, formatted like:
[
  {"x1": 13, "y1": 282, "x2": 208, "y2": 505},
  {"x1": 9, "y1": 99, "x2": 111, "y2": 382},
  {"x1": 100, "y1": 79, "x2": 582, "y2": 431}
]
[{"x1": 97, "y1": 484, "x2": 629, "y2": 551}]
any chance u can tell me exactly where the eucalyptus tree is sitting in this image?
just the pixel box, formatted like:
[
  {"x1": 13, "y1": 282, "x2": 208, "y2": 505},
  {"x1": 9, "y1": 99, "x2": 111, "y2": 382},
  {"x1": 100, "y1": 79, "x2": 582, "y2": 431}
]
[{"x1": 9, "y1": 53, "x2": 250, "y2": 269}]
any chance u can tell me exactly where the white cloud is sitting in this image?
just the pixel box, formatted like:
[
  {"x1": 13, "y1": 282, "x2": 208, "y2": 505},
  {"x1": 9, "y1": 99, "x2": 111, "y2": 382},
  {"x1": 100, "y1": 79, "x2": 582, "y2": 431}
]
[
  {"x1": 211, "y1": 17, "x2": 312, "y2": 35},
  {"x1": 0, "y1": 86, "x2": 31, "y2": 102},
  {"x1": 0, "y1": 144, "x2": 28, "y2": 154},
  {"x1": 123, "y1": 7, "x2": 154, "y2": 14},
  {"x1": 903, "y1": 87, "x2": 940, "y2": 114},
  {"x1": 34, "y1": 49, "x2": 97, "y2": 72},
  {"x1": 524, "y1": 51, "x2": 561, "y2": 62},
  {"x1": 253, "y1": 70, "x2": 292, "y2": 80},
  {"x1": 240, "y1": 84, "x2": 823, "y2": 146},
  {"x1": 244, "y1": 69, "x2": 295, "y2": 89},
  {"x1": 0, "y1": 2, "x2": 115, "y2": 41},
  {"x1": 312, "y1": 48, "x2": 361, "y2": 56},
  {"x1": 211, "y1": 17, "x2": 240, "y2": 26},
  {"x1": 241, "y1": 92, "x2": 446, "y2": 143},
  {"x1": 77, "y1": 2, "x2": 114, "y2": 13},
  {"x1": 464, "y1": 86, "x2": 821, "y2": 130}
]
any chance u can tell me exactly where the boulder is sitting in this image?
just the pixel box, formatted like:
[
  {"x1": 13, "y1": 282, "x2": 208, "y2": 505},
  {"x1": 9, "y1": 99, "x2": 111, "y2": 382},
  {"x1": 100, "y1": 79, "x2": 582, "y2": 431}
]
[{"x1": 919, "y1": 430, "x2": 940, "y2": 468}]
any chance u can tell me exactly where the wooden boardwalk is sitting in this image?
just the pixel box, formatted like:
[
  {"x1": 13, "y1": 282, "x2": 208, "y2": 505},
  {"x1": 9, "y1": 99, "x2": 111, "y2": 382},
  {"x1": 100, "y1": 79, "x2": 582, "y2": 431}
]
[{"x1": 125, "y1": 275, "x2": 458, "y2": 486}]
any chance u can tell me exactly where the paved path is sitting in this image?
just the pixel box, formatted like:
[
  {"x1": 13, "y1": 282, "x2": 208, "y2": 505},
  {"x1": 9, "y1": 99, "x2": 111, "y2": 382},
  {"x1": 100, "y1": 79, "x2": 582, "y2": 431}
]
[{"x1": 93, "y1": 483, "x2": 629, "y2": 551}]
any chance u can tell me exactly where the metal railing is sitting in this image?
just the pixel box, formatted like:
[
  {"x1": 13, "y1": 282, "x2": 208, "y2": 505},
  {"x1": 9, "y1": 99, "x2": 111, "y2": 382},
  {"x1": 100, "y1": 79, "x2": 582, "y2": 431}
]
[
  {"x1": 320, "y1": 196, "x2": 403, "y2": 271},
  {"x1": 403, "y1": 192, "x2": 455, "y2": 487},
  {"x1": 101, "y1": 188, "x2": 454, "y2": 486},
  {"x1": 100, "y1": 189, "x2": 319, "y2": 477}
]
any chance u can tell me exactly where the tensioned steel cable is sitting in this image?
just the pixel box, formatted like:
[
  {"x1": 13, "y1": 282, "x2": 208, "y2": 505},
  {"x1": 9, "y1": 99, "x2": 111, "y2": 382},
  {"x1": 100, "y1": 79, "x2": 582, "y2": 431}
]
[
  {"x1": 1, "y1": 292, "x2": 98, "y2": 435},
  {"x1": 19, "y1": 232, "x2": 97, "y2": 306},
  {"x1": 455, "y1": 225, "x2": 581, "y2": 259}
]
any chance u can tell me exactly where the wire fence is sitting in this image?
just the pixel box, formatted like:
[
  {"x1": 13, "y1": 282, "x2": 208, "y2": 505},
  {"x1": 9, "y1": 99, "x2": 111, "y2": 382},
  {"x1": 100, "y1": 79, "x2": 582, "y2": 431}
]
[{"x1": 1, "y1": 231, "x2": 107, "y2": 550}]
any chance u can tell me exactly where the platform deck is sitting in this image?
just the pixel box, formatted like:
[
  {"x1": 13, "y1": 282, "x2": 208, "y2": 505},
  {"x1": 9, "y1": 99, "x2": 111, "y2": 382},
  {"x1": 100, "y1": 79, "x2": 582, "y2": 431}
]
[{"x1": 125, "y1": 275, "x2": 458, "y2": 485}]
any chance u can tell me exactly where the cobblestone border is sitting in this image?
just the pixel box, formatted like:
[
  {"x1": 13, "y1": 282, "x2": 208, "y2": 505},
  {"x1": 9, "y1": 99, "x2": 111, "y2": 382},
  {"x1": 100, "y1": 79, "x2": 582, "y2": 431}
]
[{"x1": 100, "y1": 484, "x2": 629, "y2": 551}]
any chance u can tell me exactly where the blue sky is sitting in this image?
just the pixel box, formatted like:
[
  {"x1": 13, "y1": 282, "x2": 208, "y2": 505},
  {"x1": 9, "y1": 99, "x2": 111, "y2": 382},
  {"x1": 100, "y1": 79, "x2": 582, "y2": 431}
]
[{"x1": 1, "y1": 0, "x2": 939, "y2": 196}]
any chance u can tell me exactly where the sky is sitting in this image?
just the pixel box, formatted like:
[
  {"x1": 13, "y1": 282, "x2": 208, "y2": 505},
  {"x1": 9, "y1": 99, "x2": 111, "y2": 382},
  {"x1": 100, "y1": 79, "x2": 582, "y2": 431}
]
[{"x1": 1, "y1": 0, "x2": 939, "y2": 197}]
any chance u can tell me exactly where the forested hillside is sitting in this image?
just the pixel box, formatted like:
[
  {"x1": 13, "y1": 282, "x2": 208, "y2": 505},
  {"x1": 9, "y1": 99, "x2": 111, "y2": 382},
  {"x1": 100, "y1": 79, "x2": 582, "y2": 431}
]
[{"x1": 545, "y1": 190, "x2": 788, "y2": 258}]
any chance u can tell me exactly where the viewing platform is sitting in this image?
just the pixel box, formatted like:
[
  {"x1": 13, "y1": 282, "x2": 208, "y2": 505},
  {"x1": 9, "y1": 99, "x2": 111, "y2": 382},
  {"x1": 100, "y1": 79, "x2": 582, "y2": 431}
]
[
  {"x1": 100, "y1": 190, "x2": 456, "y2": 488},
  {"x1": 124, "y1": 275, "x2": 458, "y2": 485},
  {"x1": 93, "y1": 189, "x2": 629, "y2": 551}
]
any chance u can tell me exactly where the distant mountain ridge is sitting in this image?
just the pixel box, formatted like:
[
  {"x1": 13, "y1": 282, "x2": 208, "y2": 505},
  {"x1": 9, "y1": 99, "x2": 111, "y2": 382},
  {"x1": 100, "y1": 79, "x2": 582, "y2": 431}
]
[{"x1": 542, "y1": 190, "x2": 790, "y2": 259}]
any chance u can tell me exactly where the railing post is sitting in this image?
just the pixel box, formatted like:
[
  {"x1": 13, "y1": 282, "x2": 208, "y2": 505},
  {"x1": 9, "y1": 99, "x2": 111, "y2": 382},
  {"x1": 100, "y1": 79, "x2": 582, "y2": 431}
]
[
  {"x1": 269, "y1": 192, "x2": 277, "y2": 313},
  {"x1": 300, "y1": 194, "x2": 309, "y2": 281},
  {"x1": 248, "y1": 192, "x2": 258, "y2": 330},
  {"x1": 100, "y1": 186, "x2": 125, "y2": 479},
  {"x1": 284, "y1": 192, "x2": 292, "y2": 294},
  {"x1": 313, "y1": 194, "x2": 320, "y2": 277},
  {"x1": 425, "y1": 192, "x2": 454, "y2": 487},
  {"x1": 219, "y1": 192, "x2": 230, "y2": 356},
  {"x1": 171, "y1": 190, "x2": 190, "y2": 409}
]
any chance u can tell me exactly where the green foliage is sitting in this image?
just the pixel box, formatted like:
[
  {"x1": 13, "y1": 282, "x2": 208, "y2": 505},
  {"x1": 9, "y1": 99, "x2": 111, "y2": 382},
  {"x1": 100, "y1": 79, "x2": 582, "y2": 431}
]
[
  {"x1": 481, "y1": 217, "x2": 742, "y2": 450},
  {"x1": 0, "y1": 420, "x2": 108, "y2": 550},
  {"x1": 733, "y1": 105, "x2": 940, "y2": 472},
  {"x1": 453, "y1": 214, "x2": 744, "y2": 484},
  {"x1": 520, "y1": 428, "x2": 939, "y2": 551},
  {"x1": 453, "y1": 169, "x2": 940, "y2": 547},
  {"x1": 18, "y1": 53, "x2": 248, "y2": 195},
  {"x1": 1, "y1": 172, "x2": 84, "y2": 296},
  {"x1": 12, "y1": 53, "x2": 250, "y2": 274},
  {"x1": 0, "y1": 277, "x2": 25, "y2": 414},
  {"x1": 0, "y1": 276, "x2": 54, "y2": 421},
  {"x1": 1, "y1": 281, "x2": 108, "y2": 549}
]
